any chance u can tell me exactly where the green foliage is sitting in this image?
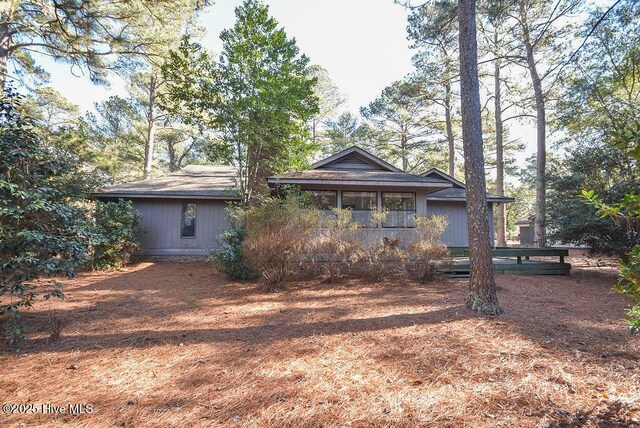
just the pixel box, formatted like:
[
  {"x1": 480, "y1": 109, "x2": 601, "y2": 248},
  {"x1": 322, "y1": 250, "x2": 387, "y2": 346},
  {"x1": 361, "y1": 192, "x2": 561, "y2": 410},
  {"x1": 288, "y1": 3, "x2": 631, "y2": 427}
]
[
  {"x1": 1, "y1": 0, "x2": 209, "y2": 88},
  {"x1": 360, "y1": 80, "x2": 440, "y2": 173},
  {"x1": 546, "y1": 144, "x2": 639, "y2": 257},
  {"x1": 615, "y1": 246, "x2": 640, "y2": 333},
  {"x1": 209, "y1": 209, "x2": 256, "y2": 280},
  {"x1": 0, "y1": 88, "x2": 97, "y2": 343},
  {"x1": 162, "y1": 0, "x2": 319, "y2": 203},
  {"x1": 92, "y1": 201, "x2": 143, "y2": 270},
  {"x1": 581, "y1": 118, "x2": 640, "y2": 333}
]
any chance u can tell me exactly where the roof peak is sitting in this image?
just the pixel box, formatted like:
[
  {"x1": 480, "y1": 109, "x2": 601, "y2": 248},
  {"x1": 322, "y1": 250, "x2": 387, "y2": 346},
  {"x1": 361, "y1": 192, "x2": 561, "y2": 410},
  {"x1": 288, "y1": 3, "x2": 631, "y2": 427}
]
[{"x1": 312, "y1": 146, "x2": 403, "y2": 172}]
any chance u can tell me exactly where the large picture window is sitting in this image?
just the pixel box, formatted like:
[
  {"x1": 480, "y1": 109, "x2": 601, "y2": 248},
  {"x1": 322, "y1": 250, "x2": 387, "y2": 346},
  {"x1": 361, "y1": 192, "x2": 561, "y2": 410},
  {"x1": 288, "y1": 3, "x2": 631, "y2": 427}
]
[
  {"x1": 181, "y1": 203, "x2": 197, "y2": 238},
  {"x1": 341, "y1": 191, "x2": 377, "y2": 227},
  {"x1": 382, "y1": 192, "x2": 416, "y2": 228}
]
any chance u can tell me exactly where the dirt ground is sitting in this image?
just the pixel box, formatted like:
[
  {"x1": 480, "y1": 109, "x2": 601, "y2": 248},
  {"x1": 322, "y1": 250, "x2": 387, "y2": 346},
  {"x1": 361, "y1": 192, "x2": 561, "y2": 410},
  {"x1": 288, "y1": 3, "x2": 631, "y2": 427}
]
[{"x1": 1, "y1": 259, "x2": 639, "y2": 427}]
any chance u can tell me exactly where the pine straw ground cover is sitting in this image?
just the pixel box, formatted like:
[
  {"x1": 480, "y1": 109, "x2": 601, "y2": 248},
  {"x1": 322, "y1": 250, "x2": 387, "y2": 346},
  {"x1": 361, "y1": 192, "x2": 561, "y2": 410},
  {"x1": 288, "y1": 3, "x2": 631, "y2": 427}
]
[{"x1": 1, "y1": 260, "x2": 639, "y2": 427}]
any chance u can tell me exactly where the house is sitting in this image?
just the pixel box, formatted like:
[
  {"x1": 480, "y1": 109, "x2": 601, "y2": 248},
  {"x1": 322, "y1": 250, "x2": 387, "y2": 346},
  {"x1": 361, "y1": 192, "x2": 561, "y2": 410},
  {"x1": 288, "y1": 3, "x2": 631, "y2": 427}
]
[
  {"x1": 419, "y1": 168, "x2": 514, "y2": 246},
  {"x1": 93, "y1": 146, "x2": 514, "y2": 256},
  {"x1": 94, "y1": 165, "x2": 240, "y2": 256}
]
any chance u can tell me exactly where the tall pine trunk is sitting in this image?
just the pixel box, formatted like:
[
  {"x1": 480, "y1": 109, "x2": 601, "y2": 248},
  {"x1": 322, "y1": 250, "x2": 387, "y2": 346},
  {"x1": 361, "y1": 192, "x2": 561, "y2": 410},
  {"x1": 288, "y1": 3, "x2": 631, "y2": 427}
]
[
  {"x1": 444, "y1": 82, "x2": 455, "y2": 177},
  {"x1": 143, "y1": 73, "x2": 157, "y2": 180},
  {"x1": 494, "y1": 32, "x2": 507, "y2": 247},
  {"x1": 401, "y1": 129, "x2": 408, "y2": 172},
  {"x1": 458, "y1": 0, "x2": 502, "y2": 315},
  {"x1": 520, "y1": 1, "x2": 547, "y2": 247},
  {"x1": 0, "y1": 21, "x2": 10, "y2": 90}
]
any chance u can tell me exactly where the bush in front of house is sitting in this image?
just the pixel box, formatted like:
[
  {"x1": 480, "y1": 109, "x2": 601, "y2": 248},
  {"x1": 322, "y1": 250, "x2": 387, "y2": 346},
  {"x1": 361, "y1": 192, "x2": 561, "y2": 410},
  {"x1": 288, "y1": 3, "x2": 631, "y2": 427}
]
[
  {"x1": 209, "y1": 209, "x2": 256, "y2": 280},
  {"x1": 92, "y1": 200, "x2": 143, "y2": 270},
  {"x1": 306, "y1": 208, "x2": 364, "y2": 283},
  {"x1": 241, "y1": 196, "x2": 320, "y2": 289},
  {"x1": 408, "y1": 215, "x2": 451, "y2": 283},
  {"x1": 211, "y1": 195, "x2": 451, "y2": 288}
]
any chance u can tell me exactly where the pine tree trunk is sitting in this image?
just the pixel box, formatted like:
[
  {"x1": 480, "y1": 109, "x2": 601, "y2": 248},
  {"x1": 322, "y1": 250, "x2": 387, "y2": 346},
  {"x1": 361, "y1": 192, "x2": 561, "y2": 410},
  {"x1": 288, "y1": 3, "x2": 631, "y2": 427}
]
[
  {"x1": 458, "y1": 0, "x2": 502, "y2": 315},
  {"x1": 143, "y1": 73, "x2": 157, "y2": 180},
  {"x1": 444, "y1": 82, "x2": 455, "y2": 178},
  {"x1": 167, "y1": 141, "x2": 177, "y2": 172},
  {"x1": 520, "y1": 1, "x2": 547, "y2": 247},
  {"x1": 0, "y1": 21, "x2": 10, "y2": 90},
  {"x1": 401, "y1": 130, "x2": 408, "y2": 172},
  {"x1": 494, "y1": 38, "x2": 507, "y2": 247}
]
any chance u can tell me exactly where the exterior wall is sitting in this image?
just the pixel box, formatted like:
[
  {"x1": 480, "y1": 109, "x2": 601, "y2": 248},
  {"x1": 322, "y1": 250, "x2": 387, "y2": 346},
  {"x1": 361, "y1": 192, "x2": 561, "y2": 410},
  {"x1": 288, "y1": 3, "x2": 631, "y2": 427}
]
[
  {"x1": 519, "y1": 225, "x2": 534, "y2": 245},
  {"x1": 426, "y1": 201, "x2": 495, "y2": 247},
  {"x1": 132, "y1": 198, "x2": 230, "y2": 256}
]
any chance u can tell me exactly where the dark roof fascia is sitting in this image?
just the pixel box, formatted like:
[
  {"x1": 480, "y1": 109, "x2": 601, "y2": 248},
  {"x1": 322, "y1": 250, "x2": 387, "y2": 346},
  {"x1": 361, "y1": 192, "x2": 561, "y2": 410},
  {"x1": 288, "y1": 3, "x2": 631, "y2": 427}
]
[
  {"x1": 426, "y1": 195, "x2": 515, "y2": 203},
  {"x1": 92, "y1": 192, "x2": 241, "y2": 200},
  {"x1": 311, "y1": 146, "x2": 402, "y2": 172},
  {"x1": 267, "y1": 178, "x2": 453, "y2": 188}
]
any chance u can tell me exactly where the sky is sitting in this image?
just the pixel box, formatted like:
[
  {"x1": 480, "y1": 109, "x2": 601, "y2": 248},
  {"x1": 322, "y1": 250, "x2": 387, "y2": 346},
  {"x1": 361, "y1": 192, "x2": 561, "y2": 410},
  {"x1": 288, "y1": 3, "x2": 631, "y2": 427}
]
[
  {"x1": 43, "y1": 0, "x2": 416, "y2": 115},
  {"x1": 39, "y1": 0, "x2": 536, "y2": 171}
]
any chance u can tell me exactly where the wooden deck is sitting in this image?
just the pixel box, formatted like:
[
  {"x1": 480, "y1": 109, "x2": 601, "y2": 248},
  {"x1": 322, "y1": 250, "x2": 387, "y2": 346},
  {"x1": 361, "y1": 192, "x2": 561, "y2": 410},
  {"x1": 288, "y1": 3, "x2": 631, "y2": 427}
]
[{"x1": 444, "y1": 247, "x2": 571, "y2": 277}]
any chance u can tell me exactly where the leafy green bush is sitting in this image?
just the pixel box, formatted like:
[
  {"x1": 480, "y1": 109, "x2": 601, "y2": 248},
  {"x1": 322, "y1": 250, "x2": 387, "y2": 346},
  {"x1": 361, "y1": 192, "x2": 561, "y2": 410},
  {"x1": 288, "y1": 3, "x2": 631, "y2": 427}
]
[
  {"x1": 92, "y1": 200, "x2": 142, "y2": 270},
  {"x1": 209, "y1": 216, "x2": 256, "y2": 280},
  {"x1": 616, "y1": 246, "x2": 640, "y2": 333},
  {"x1": 0, "y1": 88, "x2": 97, "y2": 343},
  {"x1": 582, "y1": 123, "x2": 640, "y2": 333}
]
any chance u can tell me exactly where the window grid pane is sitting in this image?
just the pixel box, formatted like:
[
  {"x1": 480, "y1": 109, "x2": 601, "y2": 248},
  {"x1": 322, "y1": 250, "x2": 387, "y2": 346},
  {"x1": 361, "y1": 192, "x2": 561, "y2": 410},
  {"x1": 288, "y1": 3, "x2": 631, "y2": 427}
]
[
  {"x1": 341, "y1": 191, "x2": 377, "y2": 228},
  {"x1": 181, "y1": 203, "x2": 197, "y2": 238},
  {"x1": 302, "y1": 190, "x2": 337, "y2": 211},
  {"x1": 382, "y1": 192, "x2": 416, "y2": 228}
]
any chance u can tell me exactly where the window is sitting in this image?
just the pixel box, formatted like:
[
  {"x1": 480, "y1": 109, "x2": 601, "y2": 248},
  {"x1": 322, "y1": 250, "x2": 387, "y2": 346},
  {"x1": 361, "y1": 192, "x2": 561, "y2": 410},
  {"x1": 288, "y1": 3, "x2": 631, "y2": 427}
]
[
  {"x1": 382, "y1": 192, "x2": 416, "y2": 228},
  {"x1": 181, "y1": 203, "x2": 197, "y2": 238},
  {"x1": 341, "y1": 191, "x2": 377, "y2": 227},
  {"x1": 301, "y1": 190, "x2": 337, "y2": 212}
]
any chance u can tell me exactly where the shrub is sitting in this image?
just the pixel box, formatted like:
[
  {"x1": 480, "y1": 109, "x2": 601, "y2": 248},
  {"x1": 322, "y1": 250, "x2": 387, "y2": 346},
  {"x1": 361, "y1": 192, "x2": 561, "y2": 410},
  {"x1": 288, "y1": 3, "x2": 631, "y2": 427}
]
[
  {"x1": 408, "y1": 215, "x2": 451, "y2": 283},
  {"x1": 0, "y1": 88, "x2": 96, "y2": 343},
  {"x1": 306, "y1": 208, "x2": 363, "y2": 283},
  {"x1": 212, "y1": 197, "x2": 451, "y2": 288},
  {"x1": 92, "y1": 200, "x2": 142, "y2": 270},
  {"x1": 616, "y1": 246, "x2": 640, "y2": 333},
  {"x1": 242, "y1": 196, "x2": 320, "y2": 289},
  {"x1": 209, "y1": 210, "x2": 256, "y2": 280}
]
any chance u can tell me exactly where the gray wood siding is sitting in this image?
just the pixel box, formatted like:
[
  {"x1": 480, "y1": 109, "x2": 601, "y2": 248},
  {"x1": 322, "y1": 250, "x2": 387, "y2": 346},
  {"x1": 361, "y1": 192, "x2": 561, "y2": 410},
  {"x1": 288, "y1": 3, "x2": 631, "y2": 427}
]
[
  {"x1": 132, "y1": 199, "x2": 229, "y2": 255},
  {"x1": 320, "y1": 155, "x2": 385, "y2": 170},
  {"x1": 427, "y1": 201, "x2": 496, "y2": 247}
]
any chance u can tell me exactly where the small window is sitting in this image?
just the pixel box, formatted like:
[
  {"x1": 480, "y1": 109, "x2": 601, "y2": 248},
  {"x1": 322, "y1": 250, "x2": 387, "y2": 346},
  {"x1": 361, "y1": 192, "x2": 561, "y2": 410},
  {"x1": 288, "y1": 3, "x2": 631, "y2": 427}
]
[
  {"x1": 341, "y1": 191, "x2": 377, "y2": 228},
  {"x1": 382, "y1": 192, "x2": 416, "y2": 228},
  {"x1": 181, "y1": 203, "x2": 197, "y2": 238}
]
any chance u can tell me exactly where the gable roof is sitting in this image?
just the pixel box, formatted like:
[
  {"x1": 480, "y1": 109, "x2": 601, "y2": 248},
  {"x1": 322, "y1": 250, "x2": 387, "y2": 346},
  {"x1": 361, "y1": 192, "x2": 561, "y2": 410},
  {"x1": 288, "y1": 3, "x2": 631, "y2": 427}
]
[
  {"x1": 92, "y1": 165, "x2": 241, "y2": 200},
  {"x1": 420, "y1": 168, "x2": 515, "y2": 203},
  {"x1": 311, "y1": 146, "x2": 402, "y2": 172},
  {"x1": 269, "y1": 146, "x2": 451, "y2": 190}
]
